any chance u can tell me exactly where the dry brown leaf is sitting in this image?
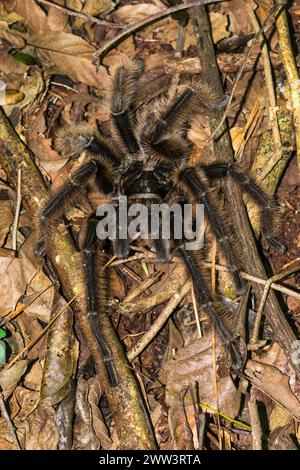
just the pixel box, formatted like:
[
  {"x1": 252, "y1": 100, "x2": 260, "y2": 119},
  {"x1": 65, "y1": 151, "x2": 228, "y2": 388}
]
[
  {"x1": 269, "y1": 403, "x2": 293, "y2": 432},
  {"x1": 230, "y1": 127, "x2": 245, "y2": 153},
  {"x1": 0, "y1": 249, "x2": 37, "y2": 315},
  {"x1": 73, "y1": 376, "x2": 112, "y2": 450},
  {"x1": 0, "y1": 200, "x2": 14, "y2": 247},
  {"x1": 163, "y1": 334, "x2": 241, "y2": 449},
  {"x1": 13, "y1": 0, "x2": 48, "y2": 34},
  {"x1": 73, "y1": 0, "x2": 114, "y2": 29},
  {"x1": 46, "y1": 4, "x2": 69, "y2": 32},
  {"x1": 210, "y1": 11, "x2": 230, "y2": 43},
  {"x1": 12, "y1": 386, "x2": 39, "y2": 422},
  {"x1": 0, "y1": 360, "x2": 28, "y2": 398},
  {"x1": 112, "y1": 4, "x2": 162, "y2": 24},
  {"x1": 0, "y1": 51, "x2": 29, "y2": 75},
  {"x1": 3, "y1": 68, "x2": 44, "y2": 118},
  {"x1": 0, "y1": 22, "x2": 25, "y2": 48},
  {"x1": 23, "y1": 360, "x2": 43, "y2": 392},
  {"x1": 0, "y1": 236, "x2": 54, "y2": 320},
  {"x1": 19, "y1": 404, "x2": 60, "y2": 450},
  {"x1": 245, "y1": 357, "x2": 300, "y2": 420},
  {"x1": 0, "y1": 419, "x2": 18, "y2": 450},
  {"x1": 30, "y1": 32, "x2": 108, "y2": 87}
]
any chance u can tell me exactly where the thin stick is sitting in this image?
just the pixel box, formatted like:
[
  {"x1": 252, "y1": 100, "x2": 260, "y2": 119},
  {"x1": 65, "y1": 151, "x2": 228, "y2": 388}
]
[
  {"x1": 210, "y1": 1, "x2": 286, "y2": 142},
  {"x1": 247, "y1": 3, "x2": 283, "y2": 179},
  {"x1": 203, "y1": 261, "x2": 300, "y2": 301},
  {"x1": 211, "y1": 238, "x2": 217, "y2": 298},
  {"x1": 93, "y1": 0, "x2": 224, "y2": 63},
  {"x1": 12, "y1": 168, "x2": 21, "y2": 252},
  {"x1": 276, "y1": 7, "x2": 300, "y2": 171},
  {"x1": 0, "y1": 248, "x2": 15, "y2": 258},
  {"x1": 191, "y1": 284, "x2": 202, "y2": 338},
  {"x1": 212, "y1": 325, "x2": 222, "y2": 450},
  {"x1": 250, "y1": 264, "x2": 300, "y2": 344},
  {"x1": 3, "y1": 292, "x2": 79, "y2": 370},
  {"x1": 0, "y1": 390, "x2": 21, "y2": 449},
  {"x1": 248, "y1": 390, "x2": 262, "y2": 450},
  {"x1": 124, "y1": 272, "x2": 163, "y2": 303},
  {"x1": 127, "y1": 281, "x2": 190, "y2": 362},
  {"x1": 109, "y1": 253, "x2": 156, "y2": 267},
  {"x1": 36, "y1": 0, "x2": 124, "y2": 29}
]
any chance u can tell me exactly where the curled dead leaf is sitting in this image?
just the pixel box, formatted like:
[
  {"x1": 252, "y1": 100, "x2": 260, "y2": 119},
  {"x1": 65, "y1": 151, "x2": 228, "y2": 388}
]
[{"x1": 30, "y1": 32, "x2": 108, "y2": 87}]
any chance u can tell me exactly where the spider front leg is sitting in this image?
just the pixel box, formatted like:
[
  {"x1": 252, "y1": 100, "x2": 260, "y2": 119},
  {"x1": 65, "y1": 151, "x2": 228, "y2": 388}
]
[
  {"x1": 175, "y1": 166, "x2": 244, "y2": 295},
  {"x1": 203, "y1": 162, "x2": 286, "y2": 254},
  {"x1": 83, "y1": 214, "x2": 119, "y2": 388},
  {"x1": 55, "y1": 122, "x2": 121, "y2": 165},
  {"x1": 39, "y1": 154, "x2": 115, "y2": 229},
  {"x1": 39, "y1": 160, "x2": 97, "y2": 224},
  {"x1": 110, "y1": 59, "x2": 144, "y2": 154},
  {"x1": 36, "y1": 159, "x2": 99, "y2": 256},
  {"x1": 139, "y1": 81, "x2": 227, "y2": 163},
  {"x1": 176, "y1": 243, "x2": 244, "y2": 372}
]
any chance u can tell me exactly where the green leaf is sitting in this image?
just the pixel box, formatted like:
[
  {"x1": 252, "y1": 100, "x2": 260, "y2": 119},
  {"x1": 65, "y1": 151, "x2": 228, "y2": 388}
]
[
  {"x1": 11, "y1": 52, "x2": 37, "y2": 65},
  {"x1": 0, "y1": 342, "x2": 6, "y2": 365},
  {"x1": 141, "y1": 262, "x2": 149, "y2": 277},
  {"x1": 0, "y1": 328, "x2": 6, "y2": 340}
]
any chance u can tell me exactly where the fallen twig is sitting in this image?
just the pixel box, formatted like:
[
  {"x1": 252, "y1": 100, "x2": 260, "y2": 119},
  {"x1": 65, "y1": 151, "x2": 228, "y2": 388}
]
[
  {"x1": 204, "y1": 262, "x2": 300, "y2": 301},
  {"x1": 36, "y1": 0, "x2": 124, "y2": 29},
  {"x1": 189, "y1": 4, "x2": 300, "y2": 375},
  {"x1": 248, "y1": 388, "x2": 263, "y2": 450},
  {"x1": 11, "y1": 168, "x2": 21, "y2": 252},
  {"x1": 276, "y1": 6, "x2": 300, "y2": 171},
  {"x1": 247, "y1": 2, "x2": 283, "y2": 179},
  {"x1": 250, "y1": 264, "x2": 300, "y2": 344},
  {"x1": 93, "y1": 0, "x2": 225, "y2": 64},
  {"x1": 127, "y1": 282, "x2": 190, "y2": 362},
  {"x1": 210, "y1": 1, "x2": 286, "y2": 142}
]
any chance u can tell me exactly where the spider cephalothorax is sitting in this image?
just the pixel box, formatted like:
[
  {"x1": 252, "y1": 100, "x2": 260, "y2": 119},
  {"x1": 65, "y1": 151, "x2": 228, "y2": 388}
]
[{"x1": 39, "y1": 58, "x2": 284, "y2": 385}]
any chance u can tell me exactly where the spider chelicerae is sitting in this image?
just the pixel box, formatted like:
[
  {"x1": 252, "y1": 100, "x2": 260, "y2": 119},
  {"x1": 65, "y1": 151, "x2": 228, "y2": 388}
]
[{"x1": 39, "y1": 58, "x2": 284, "y2": 385}]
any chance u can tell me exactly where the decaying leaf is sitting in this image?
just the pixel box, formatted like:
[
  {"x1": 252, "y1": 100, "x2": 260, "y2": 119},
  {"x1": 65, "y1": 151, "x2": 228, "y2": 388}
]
[
  {"x1": 163, "y1": 334, "x2": 241, "y2": 449},
  {"x1": 39, "y1": 297, "x2": 79, "y2": 406},
  {"x1": 73, "y1": 376, "x2": 112, "y2": 450},
  {"x1": 18, "y1": 404, "x2": 60, "y2": 450},
  {"x1": 0, "y1": 360, "x2": 28, "y2": 398}
]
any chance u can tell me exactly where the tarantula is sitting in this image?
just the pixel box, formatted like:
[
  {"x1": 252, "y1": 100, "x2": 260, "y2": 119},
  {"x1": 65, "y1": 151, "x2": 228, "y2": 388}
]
[{"x1": 39, "y1": 59, "x2": 284, "y2": 386}]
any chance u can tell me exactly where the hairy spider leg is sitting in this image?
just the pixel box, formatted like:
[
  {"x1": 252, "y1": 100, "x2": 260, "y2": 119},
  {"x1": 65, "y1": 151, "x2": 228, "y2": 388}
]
[
  {"x1": 110, "y1": 60, "x2": 144, "y2": 154},
  {"x1": 203, "y1": 162, "x2": 286, "y2": 253},
  {"x1": 177, "y1": 244, "x2": 244, "y2": 372},
  {"x1": 149, "y1": 88, "x2": 194, "y2": 145},
  {"x1": 40, "y1": 159, "x2": 119, "y2": 388},
  {"x1": 55, "y1": 122, "x2": 121, "y2": 166},
  {"x1": 40, "y1": 160, "x2": 98, "y2": 223},
  {"x1": 152, "y1": 226, "x2": 170, "y2": 263},
  {"x1": 177, "y1": 167, "x2": 244, "y2": 294},
  {"x1": 147, "y1": 197, "x2": 170, "y2": 263},
  {"x1": 83, "y1": 214, "x2": 119, "y2": 388},
  {"x1": 113, "y1": 201, "x2": 130, "y2": 259}
]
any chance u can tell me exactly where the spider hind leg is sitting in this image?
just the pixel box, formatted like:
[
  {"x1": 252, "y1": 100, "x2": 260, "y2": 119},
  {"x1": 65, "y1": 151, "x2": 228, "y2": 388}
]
[
  {"x1": 83, "y1": 214, "x2": 119, "y2": 388},
  {"x1": 203, "y1": 162, "x2": 286, "y2": 254},
  {"x1": 177, "y1": 244, "x2": 244, "y2": 372},
  {"x1": 176, "y1": 166, "x2": 245, "y2": 295}
]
